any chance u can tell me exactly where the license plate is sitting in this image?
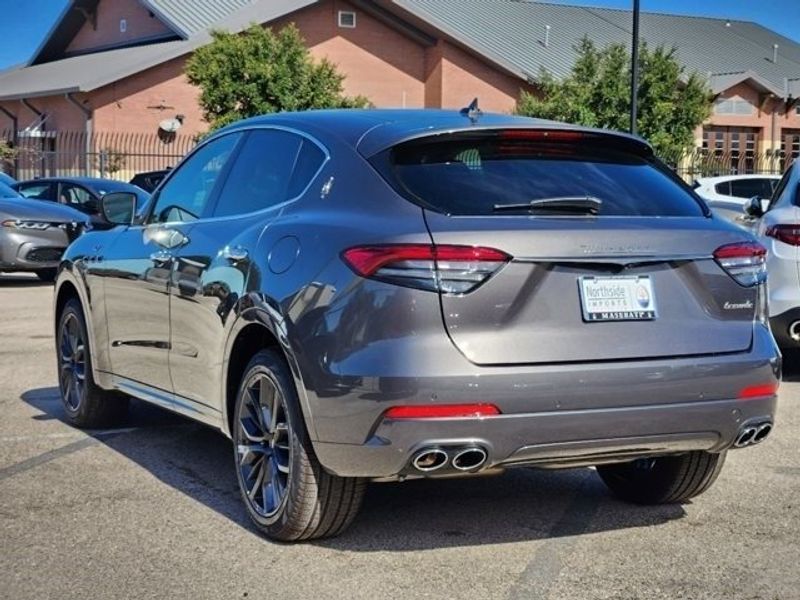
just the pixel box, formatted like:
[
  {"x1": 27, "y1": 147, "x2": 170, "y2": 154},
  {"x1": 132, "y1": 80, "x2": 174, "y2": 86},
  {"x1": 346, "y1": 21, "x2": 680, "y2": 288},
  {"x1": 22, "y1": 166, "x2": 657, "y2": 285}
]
[{"x1": 579, "y1": 276, "x2": 657, "y2": 322}]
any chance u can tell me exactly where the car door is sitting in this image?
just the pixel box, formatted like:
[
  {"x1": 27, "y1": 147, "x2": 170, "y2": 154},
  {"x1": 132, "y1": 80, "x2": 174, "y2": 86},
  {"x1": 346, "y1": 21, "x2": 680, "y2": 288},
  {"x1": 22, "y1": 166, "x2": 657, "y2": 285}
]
[
  {"x1": 168, "y1": 128, "x2": 326, "y2": 412},
  {"x1": 99, "y1": 133, "x2": 241, "y2": 401}
]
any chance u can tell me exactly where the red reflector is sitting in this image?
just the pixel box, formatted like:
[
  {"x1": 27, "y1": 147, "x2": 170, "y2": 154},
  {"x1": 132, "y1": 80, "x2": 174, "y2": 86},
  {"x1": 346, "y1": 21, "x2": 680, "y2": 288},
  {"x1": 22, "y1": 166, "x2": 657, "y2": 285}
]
[
  {"x1": 766, "y1": 225, "x2": 800, "y2": 246},
  {"x1": 738, "y1": 383, "x2": 779, "y2": 399},
  {"x1": 384, "y1": 403, "x2": 501, "y2": 419},
  {"x1": 499, "y1": 129, "x2": 586, "y2": 142},
  {"x1": 342, "y1": 244, "x2": 509, "y2": 277},
  {"x1": 713, "y1": 242, "x2": 767, "y2": 260}
]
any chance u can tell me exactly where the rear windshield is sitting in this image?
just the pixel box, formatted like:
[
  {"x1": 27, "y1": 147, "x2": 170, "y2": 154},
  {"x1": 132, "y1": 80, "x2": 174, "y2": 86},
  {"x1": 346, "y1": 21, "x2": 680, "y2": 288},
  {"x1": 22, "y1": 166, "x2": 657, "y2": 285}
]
[{"x1": 376, "y1": 133, "x2": 706, "y2": 217}]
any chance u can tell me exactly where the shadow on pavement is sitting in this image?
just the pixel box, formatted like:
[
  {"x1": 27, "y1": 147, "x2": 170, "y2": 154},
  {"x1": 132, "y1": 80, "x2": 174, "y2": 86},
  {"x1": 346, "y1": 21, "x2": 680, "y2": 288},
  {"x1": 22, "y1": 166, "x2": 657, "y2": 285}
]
[
  {"x1": 0, "y1": 273, "x2": 51, "y2": 287},
  {"x1": 21, "y1": 386, "x2": 686, "y2": 550}
]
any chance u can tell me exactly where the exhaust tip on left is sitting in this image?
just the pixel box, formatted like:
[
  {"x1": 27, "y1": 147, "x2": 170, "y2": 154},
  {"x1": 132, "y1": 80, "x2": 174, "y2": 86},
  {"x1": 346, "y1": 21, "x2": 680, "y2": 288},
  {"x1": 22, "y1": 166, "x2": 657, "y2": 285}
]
[{"x1": 411, "y1": 448, "x2": 448, "y2": 472}]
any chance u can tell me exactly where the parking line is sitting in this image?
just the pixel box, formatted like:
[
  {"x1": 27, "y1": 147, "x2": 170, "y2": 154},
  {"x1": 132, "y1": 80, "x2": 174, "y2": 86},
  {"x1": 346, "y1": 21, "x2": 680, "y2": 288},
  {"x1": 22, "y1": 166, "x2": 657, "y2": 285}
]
[
  {"x1": 0, "y1": 437, "x2": 98, "y2": 483},
  {"x1": 507, "y1": 472, "x2": 601, "y2": 600}
]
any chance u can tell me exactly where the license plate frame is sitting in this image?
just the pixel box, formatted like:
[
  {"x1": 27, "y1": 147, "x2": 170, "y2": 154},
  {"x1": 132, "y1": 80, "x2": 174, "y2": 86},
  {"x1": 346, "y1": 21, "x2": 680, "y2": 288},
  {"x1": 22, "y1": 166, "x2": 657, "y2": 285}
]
[{"x1": 578, "y1": 275, "x2": 657, "y2": 322}]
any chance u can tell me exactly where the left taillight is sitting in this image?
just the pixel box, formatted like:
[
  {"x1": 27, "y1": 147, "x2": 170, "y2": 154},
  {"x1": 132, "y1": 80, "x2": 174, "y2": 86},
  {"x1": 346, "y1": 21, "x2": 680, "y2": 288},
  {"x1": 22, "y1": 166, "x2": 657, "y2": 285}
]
[
  {"x1": 713, "y1": 242, "x2": 767, "y2": 287},
  {"x1": 341, "y1": 244, "x2": 511, "y2": 293}
]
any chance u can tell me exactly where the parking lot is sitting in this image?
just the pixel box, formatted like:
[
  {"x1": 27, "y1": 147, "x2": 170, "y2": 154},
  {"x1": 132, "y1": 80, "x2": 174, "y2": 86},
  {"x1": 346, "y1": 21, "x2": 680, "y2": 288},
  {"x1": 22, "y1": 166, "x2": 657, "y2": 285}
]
[{"x1": 0, "y1": 273, "x2": 798, "y2": 600}]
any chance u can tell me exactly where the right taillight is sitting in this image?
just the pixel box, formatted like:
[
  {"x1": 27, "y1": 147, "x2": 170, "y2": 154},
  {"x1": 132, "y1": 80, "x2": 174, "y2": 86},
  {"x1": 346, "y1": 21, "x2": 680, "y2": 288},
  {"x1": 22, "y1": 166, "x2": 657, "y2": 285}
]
[
  {"x1": 713, "y1": 242, "x2": 767, "y2": 287},
  {"x1": 765, "y1": 225, "x2": 800, "y2": 246},
  {"x1": 341, "y1": 244, "x2": 511, "y2": 294}
]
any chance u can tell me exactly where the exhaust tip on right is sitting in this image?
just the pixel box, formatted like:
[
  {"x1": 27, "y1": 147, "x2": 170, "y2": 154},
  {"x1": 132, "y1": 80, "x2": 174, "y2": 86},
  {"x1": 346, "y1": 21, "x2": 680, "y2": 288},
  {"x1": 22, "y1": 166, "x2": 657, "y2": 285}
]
[
  {"x1": 452, "y1": 447, "x2": 488, "y2": 471},
  {"x1": 753, "y1": 423, "x2": 772, "y2": 444},
  {"x1": 735, "y1": 428, "x2": 757, "y2": 448},
  {"x1": 790, "y1": 321, "x2": 800, "y2": 342}
]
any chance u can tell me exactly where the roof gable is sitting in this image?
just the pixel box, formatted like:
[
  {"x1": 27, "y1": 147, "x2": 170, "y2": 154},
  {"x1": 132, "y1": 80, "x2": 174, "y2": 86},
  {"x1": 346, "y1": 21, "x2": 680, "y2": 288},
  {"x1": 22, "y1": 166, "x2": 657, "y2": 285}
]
[{"x1": 140, "y1": 0, "x2": 258, "y2": 38}]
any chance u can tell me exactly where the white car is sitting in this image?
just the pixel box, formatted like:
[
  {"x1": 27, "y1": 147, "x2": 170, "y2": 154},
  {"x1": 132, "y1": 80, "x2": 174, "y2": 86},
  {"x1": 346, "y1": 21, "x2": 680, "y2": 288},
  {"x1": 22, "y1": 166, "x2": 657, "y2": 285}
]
[
  {"x1": 746, "y1": 164, "x2": 800, "y2": 352},
  {"x1": 694, "y1": 175, "x2": 780, "y2": 226}
]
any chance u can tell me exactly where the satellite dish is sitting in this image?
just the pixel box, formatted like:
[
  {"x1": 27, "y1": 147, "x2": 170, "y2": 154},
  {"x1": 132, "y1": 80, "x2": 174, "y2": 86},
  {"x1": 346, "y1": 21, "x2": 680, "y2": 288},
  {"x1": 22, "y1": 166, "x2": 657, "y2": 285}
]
[{"x1": 158, "y1": 115, "x2": 184, "y2": 133}]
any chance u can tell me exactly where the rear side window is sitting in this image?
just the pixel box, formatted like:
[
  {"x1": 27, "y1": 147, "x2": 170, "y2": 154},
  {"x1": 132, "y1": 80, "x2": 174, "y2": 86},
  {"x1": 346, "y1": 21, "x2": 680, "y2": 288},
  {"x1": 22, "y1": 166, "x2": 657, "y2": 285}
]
[
  {"x1": 213, "y1": 130, "x2": 323, "y2": 218},
  {"x1": 377, "y1": 133, "x2": 705, "y2": 217},
  {"x1": 17, "y1": 182, "x2": 55, "y2": 200},
  {"x1": 730, "y1": 178, "x2": 773, "y2": 199}
]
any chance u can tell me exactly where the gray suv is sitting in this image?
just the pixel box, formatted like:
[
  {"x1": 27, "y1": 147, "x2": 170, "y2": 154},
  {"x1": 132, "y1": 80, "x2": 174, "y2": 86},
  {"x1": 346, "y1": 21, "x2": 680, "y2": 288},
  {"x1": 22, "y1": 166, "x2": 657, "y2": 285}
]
[
  {"x1": 53, "y1": 110, "x2": 780, "y2": 541},
  {"x1": 1, "y1": 182, "x2": 90, "y2": 281}
]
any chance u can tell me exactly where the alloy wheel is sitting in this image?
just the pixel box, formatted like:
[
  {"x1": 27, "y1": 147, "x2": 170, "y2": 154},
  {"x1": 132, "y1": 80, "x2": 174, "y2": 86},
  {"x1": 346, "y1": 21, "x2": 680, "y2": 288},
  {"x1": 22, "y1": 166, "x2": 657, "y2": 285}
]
[
  {"x1": 59, "y1": 313, "x2": 86, "y2": 412},
  {"x1": 236, "y1": 372, "x2": 292, "y2": 518}
]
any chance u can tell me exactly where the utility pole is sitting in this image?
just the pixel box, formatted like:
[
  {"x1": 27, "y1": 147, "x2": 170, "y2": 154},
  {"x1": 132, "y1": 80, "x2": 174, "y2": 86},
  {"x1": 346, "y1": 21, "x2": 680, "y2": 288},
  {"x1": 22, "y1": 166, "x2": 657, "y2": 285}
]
[{"x1": 630, "y1": 0, "x2": 640, "y2": 135}]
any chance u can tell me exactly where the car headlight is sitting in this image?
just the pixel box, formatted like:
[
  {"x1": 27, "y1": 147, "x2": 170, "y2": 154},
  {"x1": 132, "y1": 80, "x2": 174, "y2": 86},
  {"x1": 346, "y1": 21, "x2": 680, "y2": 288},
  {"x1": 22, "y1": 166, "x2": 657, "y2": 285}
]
[{"x1": 0, "y1": 219, "x2": 51, "y2": 230}]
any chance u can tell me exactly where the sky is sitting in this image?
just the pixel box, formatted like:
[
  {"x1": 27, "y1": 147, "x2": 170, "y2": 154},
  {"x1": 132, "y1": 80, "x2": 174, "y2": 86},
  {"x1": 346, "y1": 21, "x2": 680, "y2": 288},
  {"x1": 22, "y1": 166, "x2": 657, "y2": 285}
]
[{"x1": 0, "y1": 0, "x2": 798, "y2": 72}]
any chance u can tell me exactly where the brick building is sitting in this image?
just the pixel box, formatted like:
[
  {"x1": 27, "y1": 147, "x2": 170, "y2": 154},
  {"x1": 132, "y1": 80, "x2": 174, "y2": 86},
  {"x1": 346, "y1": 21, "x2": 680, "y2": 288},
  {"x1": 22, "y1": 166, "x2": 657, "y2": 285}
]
[{"x1": 0, "y1": 0, "x2": 799, "y2": 174}]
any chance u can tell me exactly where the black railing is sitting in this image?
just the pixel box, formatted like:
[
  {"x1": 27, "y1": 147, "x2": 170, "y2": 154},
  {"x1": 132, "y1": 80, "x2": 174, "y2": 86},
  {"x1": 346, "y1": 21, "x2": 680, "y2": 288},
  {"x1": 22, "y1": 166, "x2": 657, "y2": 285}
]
[
  {"x1": 0, "y1": 129, "x2": 196, "y2": 182},
  {"x1": 659, "y1": 148, "x2": 797, "y2": 182}
]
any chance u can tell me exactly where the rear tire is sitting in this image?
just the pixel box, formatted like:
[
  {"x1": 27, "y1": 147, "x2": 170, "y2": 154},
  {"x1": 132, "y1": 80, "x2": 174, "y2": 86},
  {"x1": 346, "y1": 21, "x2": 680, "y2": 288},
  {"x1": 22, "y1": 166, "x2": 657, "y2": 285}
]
[
  {"x1": 232, "y1": 349, "x2": 366, "y2": 541},
  {"x1": 36, "y1": 269, "x2": 57, "y2": 282},
  {"x1": 56, "y1": 299, "x2": 129, "y2": 428},
  {"x1": 597, "y1": 451, "x2": 726, "y2": 504}
]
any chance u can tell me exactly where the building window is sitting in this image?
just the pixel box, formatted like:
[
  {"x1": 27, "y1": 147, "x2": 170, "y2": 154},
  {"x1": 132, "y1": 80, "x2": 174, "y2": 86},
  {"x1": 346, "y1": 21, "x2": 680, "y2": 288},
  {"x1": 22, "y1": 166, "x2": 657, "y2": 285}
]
[
  {"x1": 713, "y1": 98, "x2": 754, "y2": 116},
  {"x1": 338, "y1": 10, "x2": 356, "y2": 28},
  {"x1": 781, "y1": 129, "x2": 800, "y2": 171},
  {"x1": 701, "y1": 126, "x2": 760, "y2": 175}
]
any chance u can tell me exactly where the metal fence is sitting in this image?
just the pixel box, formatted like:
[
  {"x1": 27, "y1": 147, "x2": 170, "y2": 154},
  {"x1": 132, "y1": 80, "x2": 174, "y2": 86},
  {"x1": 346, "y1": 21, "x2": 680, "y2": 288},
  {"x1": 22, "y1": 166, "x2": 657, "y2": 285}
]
[
  {"x1": 0, "y1": 129, "x2": 196, "y2": 182},
  {"x1": 660, "y1": 149, "x2": 796, "y2": 182}
]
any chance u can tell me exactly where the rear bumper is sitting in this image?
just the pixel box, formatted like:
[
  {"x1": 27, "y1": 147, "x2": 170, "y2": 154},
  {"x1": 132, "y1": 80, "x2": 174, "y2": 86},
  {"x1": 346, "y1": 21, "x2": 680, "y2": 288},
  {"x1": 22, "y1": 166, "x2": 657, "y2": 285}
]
[
  {"x1": 308, "y1": 323, "x2": 780, "y2": 478},
  {"x1": 315, "y1": 395, "x2": 777, "y2": 478}
]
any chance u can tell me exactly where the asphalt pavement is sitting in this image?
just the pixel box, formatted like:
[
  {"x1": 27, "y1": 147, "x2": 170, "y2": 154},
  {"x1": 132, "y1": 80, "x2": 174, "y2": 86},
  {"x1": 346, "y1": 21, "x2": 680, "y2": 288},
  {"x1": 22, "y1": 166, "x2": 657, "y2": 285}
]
[{"x1": 0, "y1": 272, "x2": 798, "y2": 600}]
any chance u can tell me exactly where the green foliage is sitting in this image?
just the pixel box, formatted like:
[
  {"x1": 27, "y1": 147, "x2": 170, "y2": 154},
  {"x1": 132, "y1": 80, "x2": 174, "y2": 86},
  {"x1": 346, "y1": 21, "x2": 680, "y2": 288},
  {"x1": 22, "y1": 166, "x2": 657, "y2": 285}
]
[
  {"x1": 96, "y1": 147, "x2": 126, "y2": 175},
  {"x1": 0, "y1": 140, "x2": 16, "y2": 161},
  {"x1": 516, "y1": 37, "x2": 712, "y2": 159},
  {"x1": 186, "y1": 24, "x2": 370, "y2": 131}
]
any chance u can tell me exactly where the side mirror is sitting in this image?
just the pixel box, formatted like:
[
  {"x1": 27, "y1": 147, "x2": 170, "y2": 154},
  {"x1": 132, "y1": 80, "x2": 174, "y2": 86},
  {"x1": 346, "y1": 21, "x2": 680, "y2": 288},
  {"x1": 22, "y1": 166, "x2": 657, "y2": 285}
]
[
  {"x1": 101, "y1": 192, "x2": 137, "y2": 225},
  {"x1": 743, "y1": 196, "x2": 764, "y2": 218}
]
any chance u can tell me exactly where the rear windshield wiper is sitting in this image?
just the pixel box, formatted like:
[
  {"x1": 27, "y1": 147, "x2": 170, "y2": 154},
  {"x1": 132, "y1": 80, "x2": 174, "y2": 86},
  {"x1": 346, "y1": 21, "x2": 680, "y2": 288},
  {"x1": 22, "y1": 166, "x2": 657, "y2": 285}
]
[{"x1": 493, "y1": 196, "x2": 603, "y2": 215}]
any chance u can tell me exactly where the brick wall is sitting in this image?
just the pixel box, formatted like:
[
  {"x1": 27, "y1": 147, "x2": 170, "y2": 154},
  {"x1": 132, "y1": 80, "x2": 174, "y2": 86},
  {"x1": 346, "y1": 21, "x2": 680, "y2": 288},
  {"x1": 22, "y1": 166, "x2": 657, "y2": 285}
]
[
  {"x1": 91, "y1": 56, "x2": 205, "y2": 138},
  {"x1": 436, "y1": 41, "x2": 531, "y2": 113},
  {"x1": 66, "y1": 0, "x2": 174, "y2": 54},
  {"x1": 274, "y1": 0, "x2": 427, "y2": 108}
]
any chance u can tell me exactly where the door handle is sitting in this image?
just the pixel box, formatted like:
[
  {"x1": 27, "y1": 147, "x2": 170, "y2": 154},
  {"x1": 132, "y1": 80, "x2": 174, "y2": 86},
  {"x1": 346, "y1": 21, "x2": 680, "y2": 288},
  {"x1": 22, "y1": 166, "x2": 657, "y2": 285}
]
[
  {"x1": 150, "y1": 250, "x2": 172, "y2": 267},
  {"x1": 221, "y1": 245, "x2": 249, "y2": 263}
]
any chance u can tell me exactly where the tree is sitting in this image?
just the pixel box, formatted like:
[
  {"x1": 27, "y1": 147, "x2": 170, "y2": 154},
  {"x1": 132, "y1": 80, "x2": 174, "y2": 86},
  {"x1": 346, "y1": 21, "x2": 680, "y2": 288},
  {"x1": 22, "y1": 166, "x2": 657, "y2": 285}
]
[
  {"x1": 186, "y1": 24, "x2": 370, "y2": 131},
  {"x1": 516, "y1": 37, "x2": 712, "y2": 159}
]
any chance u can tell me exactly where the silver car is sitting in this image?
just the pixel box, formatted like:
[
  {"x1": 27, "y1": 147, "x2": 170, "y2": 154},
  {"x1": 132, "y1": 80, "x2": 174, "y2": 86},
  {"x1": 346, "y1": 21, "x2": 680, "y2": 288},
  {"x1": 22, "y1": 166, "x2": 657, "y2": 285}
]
[
  {"x1": 0, "y1": 182, "x2": 90, "y2": 281},
  {"x1": 54, "y1": 110, "x2": 780, "y2": 541},
  {"x1": 746, "y1": 161, "x2": 800, "y2": 352}
]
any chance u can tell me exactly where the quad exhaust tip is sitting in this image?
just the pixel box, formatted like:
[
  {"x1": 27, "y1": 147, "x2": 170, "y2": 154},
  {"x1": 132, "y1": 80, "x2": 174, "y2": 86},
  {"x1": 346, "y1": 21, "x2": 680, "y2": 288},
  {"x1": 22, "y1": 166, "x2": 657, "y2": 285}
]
[
  {"x1": 789, "y1": 321, "x2": 800, "y2": 342},
  {"x1": 410, "y1": 446, "x2": 489, "y2": 473},
  {"x1": 734, "y1": 422, "x2": 773, "y2": 448}
]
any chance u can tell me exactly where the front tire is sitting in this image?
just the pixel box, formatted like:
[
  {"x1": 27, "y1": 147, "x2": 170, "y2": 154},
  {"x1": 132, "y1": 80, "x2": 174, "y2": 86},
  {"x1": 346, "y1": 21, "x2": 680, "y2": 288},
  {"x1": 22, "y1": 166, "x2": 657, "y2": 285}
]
[
  {"x1": 57, "y1": 299, "x2": 129, "y2": 427},
  {"x1": 233, "y1": 349, "x2": 365, "y2": 541},
  {"x1": 597, "y1": 451, "x2": 726, "y2": 504}
]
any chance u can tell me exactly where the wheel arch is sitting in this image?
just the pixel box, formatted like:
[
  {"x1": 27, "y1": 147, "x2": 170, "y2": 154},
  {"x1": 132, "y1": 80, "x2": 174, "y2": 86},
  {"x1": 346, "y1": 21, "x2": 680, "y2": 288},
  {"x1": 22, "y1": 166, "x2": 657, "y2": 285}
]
[
  {"x1": 54, "y1": 268, "x2": 112, "y2": 387},
  {"x1": 222, "y1": 305, "x2": 317, "y2": 441}
]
